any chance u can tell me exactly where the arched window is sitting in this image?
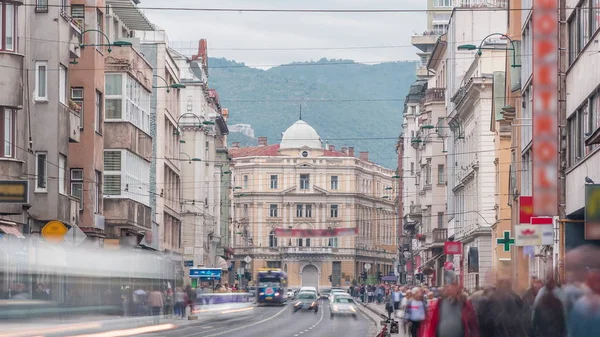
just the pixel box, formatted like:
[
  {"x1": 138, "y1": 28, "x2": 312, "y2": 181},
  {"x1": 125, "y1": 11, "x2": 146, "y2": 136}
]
[{"x1": 269, "y1": 230, "x2": 277, "y2": 247}]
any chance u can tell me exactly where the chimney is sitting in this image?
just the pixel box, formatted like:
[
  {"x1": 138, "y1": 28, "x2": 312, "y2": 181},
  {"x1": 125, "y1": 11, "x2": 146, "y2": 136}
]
[
  {"x1": 341, "y1": 146, "x2": 348, "y2": 154},
  {"x1": 348, "y1": 147, "x2": 355, "y2": 157},
  {"x1": 328, "y1": 145, "x2": 335, "y2": 151},
  {"x1": 231, "y1": 142, "x2": 240, "y2": 149},
  {"x1": 258, "y1": 136, "x2": 268, "y2": 146},
  {"x1": 359, "y1": 151, "x2": 369, "y2": 161}
]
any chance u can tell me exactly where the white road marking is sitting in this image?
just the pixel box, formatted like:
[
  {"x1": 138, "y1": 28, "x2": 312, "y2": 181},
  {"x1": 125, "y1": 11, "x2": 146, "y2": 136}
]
[
  {"x1": 290, "y1": 306, "x2": 324, "y2": 336},
  {"x1": 202, "y1": 305, "x2": 289, "y2": 337}
]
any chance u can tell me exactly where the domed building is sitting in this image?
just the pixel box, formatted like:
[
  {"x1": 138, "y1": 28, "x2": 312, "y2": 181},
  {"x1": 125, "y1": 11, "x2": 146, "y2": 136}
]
[{"x1": 228, "y1": 119, "x2": 397, "y2": 288}]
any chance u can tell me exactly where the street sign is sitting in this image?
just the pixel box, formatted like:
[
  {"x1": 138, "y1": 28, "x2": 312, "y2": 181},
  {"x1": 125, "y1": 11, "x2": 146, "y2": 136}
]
[
  {"x1": 184, "y1": 260, "x2": 194, "y2": 267},
  {"x1": 364, "y1": 263, "x2": 371, "y2": 271},
  {"x1": 65, "y1": 226, "x2": 87, "y2": 246},
  {"x1": 497, "y1": 231, "x2": 515, "y2": 252},
  {"x1": 244, "y1": 255, "x2": 252, "y2": 264},
  {"x1": 444, "y1": 261, "x2": 454, "y2": 271},
  {"x1": 0, "y1": 180, "x2": 28, "y2": 204},
  {"x1": 41, "y1": 221, "x2": 69, "y2": 243}
]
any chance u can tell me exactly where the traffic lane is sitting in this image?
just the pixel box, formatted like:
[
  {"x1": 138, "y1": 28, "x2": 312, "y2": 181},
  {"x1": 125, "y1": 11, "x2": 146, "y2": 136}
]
[
  {"x1": 139, "y1": 304, "x2": 288, "y2": 337},
  {"x1": 216, "y1": 301, "x2": 324, "y2": 337},
  {"x1": 308, "y1": 301, "x2": 370, "y2": 337}
]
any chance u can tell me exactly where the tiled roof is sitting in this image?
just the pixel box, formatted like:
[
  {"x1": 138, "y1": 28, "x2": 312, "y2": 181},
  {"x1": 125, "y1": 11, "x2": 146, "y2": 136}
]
[
  {"x1": 229, "y1": 144, "x2": 281, "y2": 158},
  {"x1": 230, "y1": 144, "x2": 351, "y2": 158}
]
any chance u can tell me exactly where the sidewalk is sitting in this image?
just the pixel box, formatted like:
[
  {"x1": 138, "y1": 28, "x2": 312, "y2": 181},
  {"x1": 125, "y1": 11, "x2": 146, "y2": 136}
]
[{"x1": 359, "y1": 301, "x2": 407, "y2": 336}]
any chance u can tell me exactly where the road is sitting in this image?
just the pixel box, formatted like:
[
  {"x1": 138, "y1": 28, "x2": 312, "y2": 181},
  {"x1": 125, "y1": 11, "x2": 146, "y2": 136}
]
[{"x1": 141, "y1": 301, "x2": 370, "y2": 337}]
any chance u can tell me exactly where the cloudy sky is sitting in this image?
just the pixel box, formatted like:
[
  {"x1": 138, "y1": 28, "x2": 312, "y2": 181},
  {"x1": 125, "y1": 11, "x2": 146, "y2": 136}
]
[{"x1": 140, "y1": 0, "x2": 426, "y2": 67}]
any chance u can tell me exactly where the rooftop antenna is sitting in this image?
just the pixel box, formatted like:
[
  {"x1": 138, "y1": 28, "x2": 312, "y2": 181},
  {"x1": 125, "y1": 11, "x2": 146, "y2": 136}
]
[{"x1": 299, "y1": 104, "x2": 302, "y2": 120}]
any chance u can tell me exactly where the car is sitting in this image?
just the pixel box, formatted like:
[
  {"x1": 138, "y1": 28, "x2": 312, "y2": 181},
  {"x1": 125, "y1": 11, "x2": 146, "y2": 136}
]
[
  {"x1": 286, "y1": 290, "x2": 295, "y2": 299},
  {"x1": 330, "y1": 292, "x2": 353, "y2": 304},
  {"x1": 293, "y1": 291, "x2": 319, "y2": 314},
  {"x1": 330, "y1": 296, "x2": 358, "y2": 319},
  {"x1": 320, "y1": 288, "x2": 332, "y2": 299},
  {"x1": 328, "y1": 288, "x2": 347, "y2": 301}
]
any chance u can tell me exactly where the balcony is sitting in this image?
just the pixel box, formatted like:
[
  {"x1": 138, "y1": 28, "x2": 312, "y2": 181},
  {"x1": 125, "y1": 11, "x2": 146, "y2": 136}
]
[
  {"x1": 105, "y1": 47, "x2": 153, "y2": 92},
  {"x1": 103, "y1": 198, "x2": 152, "y2": 232},
  {"x1": 409, "y1": 204, "x2": 422, "y2": 217},
  {"x1": 432, "y1": 228, "x2": 447, "y2": 243},
  {"x1": 232, "y1": 246, "x2": 395, "y2": 261},
  {"x1": 411, "y1": 32, "x2": 440, "y2": 52},
  {"x1": 416, "y1": 65, "x2": 430, "y2": 78},
  {"x1": 424, "y1": 88, "x2": 445, "y2": 104}
]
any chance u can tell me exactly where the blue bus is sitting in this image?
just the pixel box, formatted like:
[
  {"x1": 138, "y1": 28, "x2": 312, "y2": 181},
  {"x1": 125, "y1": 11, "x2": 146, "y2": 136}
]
[{"x1": 257, "y1": 268, "x2": 287, "y2": 305}]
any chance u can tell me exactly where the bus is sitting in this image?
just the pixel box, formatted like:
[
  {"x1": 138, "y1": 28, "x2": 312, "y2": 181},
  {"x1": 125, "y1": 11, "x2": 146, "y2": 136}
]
[{"x1": 256, "y1": 268, "x2": 287, "y2": 305}]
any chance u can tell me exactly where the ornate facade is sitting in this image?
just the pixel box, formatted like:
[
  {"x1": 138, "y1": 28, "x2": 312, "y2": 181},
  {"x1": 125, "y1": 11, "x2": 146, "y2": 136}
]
[{"x1": 229, "y1": 120, "x2": 397, "y2": 288}]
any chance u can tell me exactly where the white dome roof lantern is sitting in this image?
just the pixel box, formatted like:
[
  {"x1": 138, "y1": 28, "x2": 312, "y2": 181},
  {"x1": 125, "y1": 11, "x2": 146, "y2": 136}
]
[{"x1": 280, "y1": 120, "x2": 322, "y2": 149}]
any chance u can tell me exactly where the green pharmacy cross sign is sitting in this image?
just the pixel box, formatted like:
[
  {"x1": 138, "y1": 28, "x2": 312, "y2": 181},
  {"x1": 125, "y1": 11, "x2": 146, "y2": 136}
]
[{"x1": 497, "y1": 231, "x2": 515, "y2": 252}]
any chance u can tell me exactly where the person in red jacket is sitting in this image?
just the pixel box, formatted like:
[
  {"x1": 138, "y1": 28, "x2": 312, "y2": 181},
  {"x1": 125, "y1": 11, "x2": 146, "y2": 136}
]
[{"x1": 423, "y1": 272, "x2": 479, "y2": 337}]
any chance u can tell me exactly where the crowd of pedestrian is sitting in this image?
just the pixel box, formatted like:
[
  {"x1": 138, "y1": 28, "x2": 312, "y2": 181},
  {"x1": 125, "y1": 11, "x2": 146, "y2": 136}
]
[{"x1": 347, "y1": 245, "x2": 600, "y2": 337}]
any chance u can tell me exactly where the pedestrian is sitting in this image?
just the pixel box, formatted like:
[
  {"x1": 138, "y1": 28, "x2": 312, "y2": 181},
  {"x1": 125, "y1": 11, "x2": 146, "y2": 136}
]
[
  {"x1": 185, "y1": 285, "x2": 197, "y2": 315},
  {"x1": 567, "y1": 268, "x2": 600, "y2": 337},
  {"x1": 405, "y1": 287, "x2": 427, "y2": 337},
  {"x1": 531, "y1": 272, "x2": 567, "y2": 337},
  {"x1": 147, "y1": 287, "x2": 164, "y2": 324},
  {"x1": 174, "y1": 287, "x2": 186, "y2": 319},
  {"x1": 478, "y1": 278, "x2": 528, "y2": 337},
  {"x1": 423, "y1": 272, "x2": 478, "y2": 337},
  {"x1": 393, "y1": 286, "x2": 403, "y2": 310}
]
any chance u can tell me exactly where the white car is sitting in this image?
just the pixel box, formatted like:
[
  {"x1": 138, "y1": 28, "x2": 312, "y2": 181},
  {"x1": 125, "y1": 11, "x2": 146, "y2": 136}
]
[
  {"x1": 328, "y1": 289, "x2": 347, "y2": 302},
  {"x1": 286, "y1": 290, "x2": 295, "y2": 299},
  {"x1": 330, "y1": 296, "x2": 358, "y2": 319}
]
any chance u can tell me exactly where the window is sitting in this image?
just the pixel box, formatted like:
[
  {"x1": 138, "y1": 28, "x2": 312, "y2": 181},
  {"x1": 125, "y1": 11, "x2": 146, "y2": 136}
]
[
  {"x1": 1, "y1": 3, "x2": 16, "y2": 51},
  {"x1": 0, "y1": 108, "x2": 14, "y2": 158},
  {"x1": 269, "y1": 204, "x2": 278, "y2": 217},
  {"x1": 433, "y1": 0, "x2": 452, "y2": 7},
  {"x1": 569, "y1": 16, "x2": 578, "y2": 65},
  {"x1": 35, "y1": 0, "x2": 48, "y2": 12},
  {"x1": 425, "y1": 159, "x2": 432, "y2": 185},
  {"x1": 305, "y1": 204, "x2": 312, "y2": 217},
  {"x1": 330, "y1": 205, "x2": 339, "y2": 218},
  {"x1": 328, "y1": 237, "x2": 338, "y2": 247},
  {"x1": 269, "y1": 230, "x2": 277, "y2": 247},
  {"x1": 104, "y1": 150, "x2": 122, "y2": 195},
  {"x1": 59, "y1": 65, "x2": 67, "y2": 105},
  {"x1": 95, "y1": 90, "x2": 102, "y2": 133},
  {"x1": 35, "y1": 152, "x2": 47, "y2": 192},
  {"x1": 71, "y1": 87, "x2": 84, "y2": 128},
  {"x1": 579, "y1": 5, "x2": 591, "y2": 53},
  {"x1": 94, "y1": 170, "x2": 101, "y2": 213},
  {"x1": 243, "y1": 204, "x2": 248, "y2": 217},
  {"x1": 35, "y1": 62, "x2": 48, "y2": 101},
  {"x1": 410, "y1": 162, "x2": 414, "y2": 175},
  {"x1": 437, "y1": 212, "x2": 444, "y2": 229},
  {"x1": 270, "y1": 175, "x2": 278, "y2": 189},
  {"x1": 296, "y1": 204, "x2": 303, "y2": 217},
  {"x1": 438, "y1": 164, "x2": 445, "y2": 184},
  {"x1": 300, "y1": 174, "x2": 310, "y2": 190},
  {"x1": 71, "y1": 5, "x2": 85, "y2": 30},
  {"x1": 105, "y1": 73, "x2": 123, "y2": 119},
  {"x1": 331, "y1": 175, "x2": 339, "y2": 190},
  {"x1": 243, "y1": 175, "x2": 249, "y2": 189},
  {"x1": 71, "y1": 169, "x2": 83, "y2": 210},
  {"x1": 96, "y1": 9, "x2": 103, "y2": 51},
  {"x1": 58, "y1": 154, "x2": 66, "y2": 195}
]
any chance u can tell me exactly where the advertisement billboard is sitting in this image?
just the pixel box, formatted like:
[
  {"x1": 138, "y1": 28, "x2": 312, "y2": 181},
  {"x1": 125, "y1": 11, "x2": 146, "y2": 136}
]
[{"x1": 585, "y1": 184, "x2": 600, "y2": 239}]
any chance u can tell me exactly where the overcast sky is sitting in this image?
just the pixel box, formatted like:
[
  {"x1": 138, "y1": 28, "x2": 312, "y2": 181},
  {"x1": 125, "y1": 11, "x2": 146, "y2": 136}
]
[{"x1": 140, "y1": 0, "x2": 426, "y2": 67}]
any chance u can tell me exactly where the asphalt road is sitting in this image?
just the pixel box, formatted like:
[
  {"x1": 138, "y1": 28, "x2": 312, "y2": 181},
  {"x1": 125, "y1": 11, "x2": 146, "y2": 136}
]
[{"x1": 141, "y1": 301, "x2": 370, "y2": 337}]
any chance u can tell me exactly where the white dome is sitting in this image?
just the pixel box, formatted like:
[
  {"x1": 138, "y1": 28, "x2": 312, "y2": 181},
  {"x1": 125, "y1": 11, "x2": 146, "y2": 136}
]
[{"x1": 280, "y1": 120, "x2": 322, "y2": 149}]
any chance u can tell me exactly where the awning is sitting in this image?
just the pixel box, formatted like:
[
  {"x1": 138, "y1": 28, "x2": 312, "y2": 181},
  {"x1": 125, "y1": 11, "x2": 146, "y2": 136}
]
[
  {"x1": 105, "y1": 0, "x2": 155, "y2": 31},
  {"x1": 422, "y1": 252, "x2": 445, "y2": 267},
  {"x1": 215, "y1": 256, "x2": 228, "y2": 270},
  {"x1": 0, "y1": 223, "x2": 25, "y2": 239},
  {"x1": 381, "y1": 275, "x2": 398, "y2": 282}
]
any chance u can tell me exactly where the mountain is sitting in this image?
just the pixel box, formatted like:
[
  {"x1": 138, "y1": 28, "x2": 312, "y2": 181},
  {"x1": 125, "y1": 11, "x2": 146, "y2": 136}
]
[{"x1": 208, "y1": 57, "x2": 417, "y2": 168}]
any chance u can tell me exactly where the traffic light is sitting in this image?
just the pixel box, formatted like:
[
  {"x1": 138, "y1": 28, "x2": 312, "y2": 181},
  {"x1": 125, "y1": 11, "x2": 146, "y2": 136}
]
[
  {"x1": 328, "y1": 274, "x2": 332, "y2": 282},
  {"x1": 244, "y1": 271, "x2": 252, "y2": 281},
  {"x1": 377, "y1": 271, "x2": 382, "y2": 281},
  {"x1": 361, "y1": 271, "x2": 367, "y2": 281}
]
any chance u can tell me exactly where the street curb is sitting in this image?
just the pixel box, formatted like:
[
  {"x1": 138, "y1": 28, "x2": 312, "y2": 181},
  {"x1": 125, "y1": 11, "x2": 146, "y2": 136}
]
[{"x1": 356, "y1": 303, "x2": 382, "y2": 336}]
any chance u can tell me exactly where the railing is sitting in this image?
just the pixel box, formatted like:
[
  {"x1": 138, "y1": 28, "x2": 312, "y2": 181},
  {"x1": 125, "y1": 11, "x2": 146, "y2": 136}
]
[
  {"x1": 233, "y1": 246, "x2": 395, "y2": 259},
  {"x1": 433, "y1": 228, "x2": 448, "y2": 243},
  {"x1": 424, "y1": 88, "x2": 445, "y2": 103}
]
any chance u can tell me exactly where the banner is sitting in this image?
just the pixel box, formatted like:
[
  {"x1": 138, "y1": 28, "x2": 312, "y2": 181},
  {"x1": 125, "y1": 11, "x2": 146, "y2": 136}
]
[
  {"x1": 274, "y1": 227, "x2": 358, "y2": 238},
  {"x1": 532, "y1": 0, "x2": 559, "y2": 216},
  {"x1": 585, "y1": 184, "x2": 600, "y2": 239},
  {"x1": 519, "y1": 196, "x2": 533, "y2": 224}
]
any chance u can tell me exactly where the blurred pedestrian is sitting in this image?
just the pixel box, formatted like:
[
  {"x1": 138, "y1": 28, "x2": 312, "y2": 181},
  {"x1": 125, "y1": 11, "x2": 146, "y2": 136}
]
[
  {"x1": 567, "y1": 269, "x2": 600, "y2": 337},
  {"x1": 478, "y1": 278, "x2": 528, "y2": 337},
  {"x1": 405, "y1": 287, "x2": 428, "y2": 337},
  {"x1": 174, "y1": 287, "x2": 186, "y2": 319},
  {"x1": 531, "y1": 272, "x2": 566, "y2": 337},
  {"x1": 147, "y1": 287, "x2": 164, "y2": 324},
  {"x1": 423, "y1": 272, "x2": 478, "y2": 337}
]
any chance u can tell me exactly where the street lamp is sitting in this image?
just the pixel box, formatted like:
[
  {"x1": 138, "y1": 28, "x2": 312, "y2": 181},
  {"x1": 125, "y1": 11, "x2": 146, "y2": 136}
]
[
  {"x1": 179, "y1": 152, "x2": 201, "y2": 164},
  {"x1": 79, "y1": 29, "x2": 133, "y2": 53},
  {"x1": 457, "y1": 33, "x2": 521, "y2": 68},
  {"x1": 153, "y1": 75, "x2": 186, "y2": 93}
]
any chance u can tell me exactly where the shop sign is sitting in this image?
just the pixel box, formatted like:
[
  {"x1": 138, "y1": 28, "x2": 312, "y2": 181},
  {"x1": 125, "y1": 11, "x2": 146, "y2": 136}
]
[
  {"x1": 585, "y1": 184, "x2": 600, "y2": 239},
  {"x1": 444, "y1": 241, "x2": 462, "y2": 255},
  {"x1": 0, "y1": 180, "x2": 29, "y2": 204},
  {"x1": 519, "y1": 196, "x2": 533, "y2": 224},
  {"x1": 532, "y1": 0, "x2": 559, "y2": 216},
  {"x1": 515, "y1": 224, "x2": 554, "y2": 246}
]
